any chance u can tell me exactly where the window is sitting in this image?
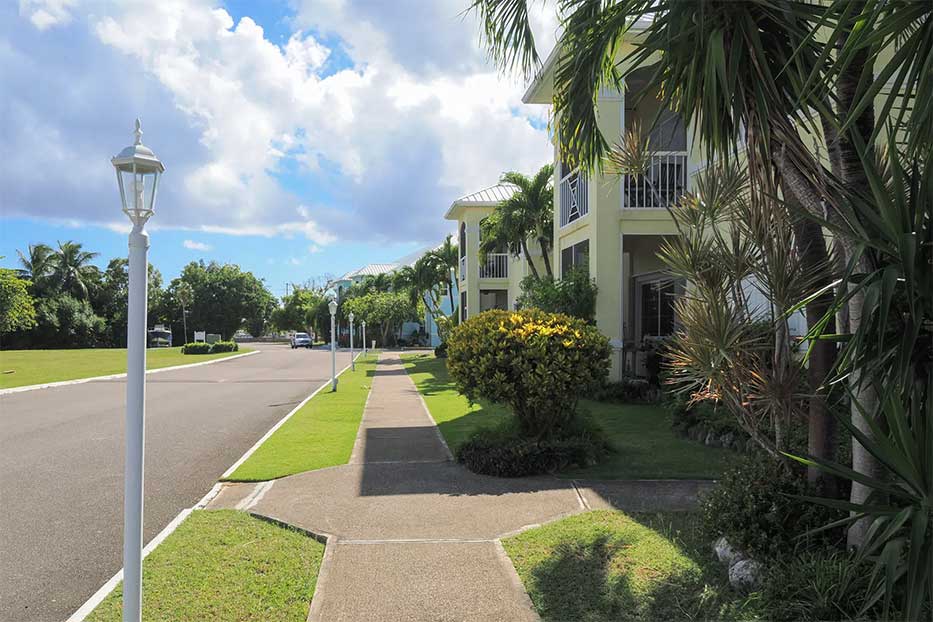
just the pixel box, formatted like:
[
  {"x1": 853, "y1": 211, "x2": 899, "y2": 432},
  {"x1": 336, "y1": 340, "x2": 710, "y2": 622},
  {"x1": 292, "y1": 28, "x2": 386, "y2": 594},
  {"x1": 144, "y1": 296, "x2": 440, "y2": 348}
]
[
  {"x1": 640, "y1": 280, "x2": 677, "y2": 337},
  {"x1": 479, "y1": 289, "x2": 508, "y2": 312},
  {"x1": 460, "y1": 291, "x2": 467, "y2": 322},
  {"x1": 561, "y1": 239, "x2": 590, "y2": 277}
]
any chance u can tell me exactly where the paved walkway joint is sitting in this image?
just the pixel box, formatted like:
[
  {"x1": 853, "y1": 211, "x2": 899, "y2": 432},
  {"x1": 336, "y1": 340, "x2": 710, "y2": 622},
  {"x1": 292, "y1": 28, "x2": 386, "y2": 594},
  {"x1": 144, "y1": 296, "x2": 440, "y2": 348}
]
[{"x1": 209, "y1": 353, "x2": 713, "y2": 621}]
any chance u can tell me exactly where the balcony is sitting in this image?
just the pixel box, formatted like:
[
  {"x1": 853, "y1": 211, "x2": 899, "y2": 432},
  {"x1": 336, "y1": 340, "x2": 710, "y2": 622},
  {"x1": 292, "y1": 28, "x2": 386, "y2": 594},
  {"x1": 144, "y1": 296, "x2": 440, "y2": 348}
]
[
  {"x1": 622, "y1": 151, "x2": 688, "y2": 209},
  {"x1": 479, "y1": 253, "x2": 508, "y2": 279},
  {"x1": 559, "y1": 169, "x2": 589, "y2": 227}
]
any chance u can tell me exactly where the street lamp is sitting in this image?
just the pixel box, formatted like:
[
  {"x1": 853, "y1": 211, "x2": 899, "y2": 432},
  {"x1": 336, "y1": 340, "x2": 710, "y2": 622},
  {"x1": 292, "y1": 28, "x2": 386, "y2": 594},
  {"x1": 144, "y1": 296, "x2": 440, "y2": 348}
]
[
  {"x1": 112, "y1": 118, "x2": 164, "y2": 622},
  {"x1": 362, "y1": 320, "x2": 367, "y2": 356},
  {"x1": 329, "y1": 298, "x2": 338, "y2": 391},
  {"x1": 348, "y1": 312, "x2": 355, "y2": 371}
]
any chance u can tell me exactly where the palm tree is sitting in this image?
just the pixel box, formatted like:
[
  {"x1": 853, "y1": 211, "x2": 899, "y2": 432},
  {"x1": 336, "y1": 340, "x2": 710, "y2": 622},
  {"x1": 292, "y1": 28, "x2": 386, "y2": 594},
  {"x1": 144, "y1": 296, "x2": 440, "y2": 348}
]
[
  {"x1": 480, "y1": 164, "x2": 554, "y2": 280},
  {"x1": 52, "y1": 241, "x2": 99, "y2": 300},
  {"x1": 425, "y1": 235, "x2": 458, "y2": 313},
  {"x1": 470, "y1": 0, "x2": 932, "y2": 607},
  {"x1": 17, "y1": 243, "x2": 56, "y2": 293}
]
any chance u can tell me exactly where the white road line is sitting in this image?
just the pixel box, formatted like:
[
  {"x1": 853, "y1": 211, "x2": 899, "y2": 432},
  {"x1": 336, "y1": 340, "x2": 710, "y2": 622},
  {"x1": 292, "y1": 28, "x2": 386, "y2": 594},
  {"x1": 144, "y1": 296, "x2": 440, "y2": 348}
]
[
  {"x1": 0, "y1": 350, "x2": 259, "y2": 396},
  {"x1": 66, "y1": 351, "x2": 363, "y2": 621},
  {"x1": 234, "y1": 480, "x2": 275, "y2": 511}
]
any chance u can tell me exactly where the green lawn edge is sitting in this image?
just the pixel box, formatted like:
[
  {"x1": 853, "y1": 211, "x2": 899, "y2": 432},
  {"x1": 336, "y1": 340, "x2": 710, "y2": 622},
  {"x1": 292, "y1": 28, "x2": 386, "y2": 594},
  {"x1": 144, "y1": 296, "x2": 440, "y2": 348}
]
[
  {"x1": 0, "y1": 347, "x2": 250, "y2": 389},
  {"x1": 85, "y1": 510, "x2": 324, "y2": 622},
  {"x1": 401, "y1": 353, "x2": 736, "y2": 480},
  {"x1": 224, "y1": 354, "x2": 377, "y2": 481},
  {"x1": 502, "y1": 510, "x2": 754, "y2": 622}
]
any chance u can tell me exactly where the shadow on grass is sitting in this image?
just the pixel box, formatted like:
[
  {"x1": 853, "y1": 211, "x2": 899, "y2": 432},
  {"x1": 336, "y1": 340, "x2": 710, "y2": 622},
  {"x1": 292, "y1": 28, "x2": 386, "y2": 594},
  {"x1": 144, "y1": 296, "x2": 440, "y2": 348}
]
[{"x1": 512, "y1": 512, "x2": 747, "y2": 622}]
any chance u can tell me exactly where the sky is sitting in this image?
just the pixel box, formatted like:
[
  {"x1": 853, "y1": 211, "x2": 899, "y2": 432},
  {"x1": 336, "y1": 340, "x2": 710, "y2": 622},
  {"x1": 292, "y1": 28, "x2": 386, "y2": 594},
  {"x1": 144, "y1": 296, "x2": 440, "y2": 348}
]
[{"x1": 1, "y1": 0, "x2": 557, "y2": 297}]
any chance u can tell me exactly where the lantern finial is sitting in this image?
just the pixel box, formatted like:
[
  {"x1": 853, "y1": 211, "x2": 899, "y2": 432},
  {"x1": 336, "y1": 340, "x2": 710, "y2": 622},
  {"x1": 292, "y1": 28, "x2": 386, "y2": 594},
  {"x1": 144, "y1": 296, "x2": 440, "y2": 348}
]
[{"x1": 134, "y1": 118, "x2": 143, "y2": 145}]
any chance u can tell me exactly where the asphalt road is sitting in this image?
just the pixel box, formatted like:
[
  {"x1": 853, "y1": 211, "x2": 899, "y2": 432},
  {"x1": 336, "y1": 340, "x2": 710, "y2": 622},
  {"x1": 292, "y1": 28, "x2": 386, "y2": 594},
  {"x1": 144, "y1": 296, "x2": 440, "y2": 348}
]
[{"x1": 0, "y1": 343, "x2": 349, "y2": 622}]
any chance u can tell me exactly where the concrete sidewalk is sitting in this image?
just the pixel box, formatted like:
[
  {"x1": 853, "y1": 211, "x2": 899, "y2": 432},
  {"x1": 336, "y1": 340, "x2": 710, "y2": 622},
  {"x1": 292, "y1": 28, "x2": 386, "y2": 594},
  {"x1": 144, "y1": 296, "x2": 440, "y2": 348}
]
[{"x1": 209, "y1": 353, "x2": 712, "y2": 621}]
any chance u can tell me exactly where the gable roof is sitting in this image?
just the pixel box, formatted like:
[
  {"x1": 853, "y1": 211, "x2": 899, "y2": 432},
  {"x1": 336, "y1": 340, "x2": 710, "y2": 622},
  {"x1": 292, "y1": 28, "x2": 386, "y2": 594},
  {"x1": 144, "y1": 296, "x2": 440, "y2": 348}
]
[
  {"x1": 340, "y1": 263, "x2": 400, "y2": 280},
  {"x1": 444, "y1": 183, "x2": 517, "y2": 219}
]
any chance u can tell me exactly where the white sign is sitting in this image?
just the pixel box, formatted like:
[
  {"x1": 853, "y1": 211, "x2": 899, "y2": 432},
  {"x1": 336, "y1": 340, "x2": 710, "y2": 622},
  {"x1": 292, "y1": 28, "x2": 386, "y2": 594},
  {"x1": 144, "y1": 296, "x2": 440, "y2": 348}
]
[{"x1": 194, "y1": 331, "x2": 206, "y2": 343}]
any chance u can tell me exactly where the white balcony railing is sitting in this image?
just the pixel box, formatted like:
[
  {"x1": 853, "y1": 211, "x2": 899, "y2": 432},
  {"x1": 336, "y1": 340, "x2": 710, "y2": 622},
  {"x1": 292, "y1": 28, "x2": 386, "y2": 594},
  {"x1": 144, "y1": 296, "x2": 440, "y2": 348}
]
[
  {"x1": 479, "y1": 253, "x2": 508, "y2": 279},
  {"x1": 622, "y1": 152, "x2": 688, "y2": 209},
  {"x1": 459, "y1": 255, "x2": 466, "y2": 281},
  {"x1": 559, "y1": 169, "x2": 588, "y2": 227}
]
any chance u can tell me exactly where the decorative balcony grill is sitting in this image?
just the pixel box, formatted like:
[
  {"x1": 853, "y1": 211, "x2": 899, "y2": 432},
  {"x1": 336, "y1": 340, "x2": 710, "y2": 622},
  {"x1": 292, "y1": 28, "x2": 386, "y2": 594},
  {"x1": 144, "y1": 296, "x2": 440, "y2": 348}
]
[
  {"x1": 479, "y1": 253, "x2": 508, "y2": 279},
  {"x1": 559, "y1": 169, "x2": 588, "y2": 227},
  {"x1": 622, "y1": 152, "x2": 688, "y2": 208}
]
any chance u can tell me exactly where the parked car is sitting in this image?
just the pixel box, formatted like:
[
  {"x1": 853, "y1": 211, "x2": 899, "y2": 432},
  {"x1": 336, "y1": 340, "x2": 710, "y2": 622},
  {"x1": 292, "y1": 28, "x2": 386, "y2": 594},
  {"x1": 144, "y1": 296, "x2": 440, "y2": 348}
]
[{"x1": 290, "y1": 332, "x2": 312, "y2": 349}]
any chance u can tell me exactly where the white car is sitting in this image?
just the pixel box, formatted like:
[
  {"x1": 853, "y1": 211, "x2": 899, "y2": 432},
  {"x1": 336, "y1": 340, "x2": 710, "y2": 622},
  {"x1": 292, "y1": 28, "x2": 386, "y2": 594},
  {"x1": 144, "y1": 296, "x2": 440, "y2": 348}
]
[{"x1": 290, "y1": 332, "x2": 312, "y2": 349}]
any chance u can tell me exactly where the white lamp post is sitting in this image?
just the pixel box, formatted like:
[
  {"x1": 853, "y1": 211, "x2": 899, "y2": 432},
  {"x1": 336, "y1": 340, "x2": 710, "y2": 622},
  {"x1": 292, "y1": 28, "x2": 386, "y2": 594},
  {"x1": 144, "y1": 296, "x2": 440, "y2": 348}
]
[
  {"x1": 329, "y1": 299, "x2": 338, "y2": 391},
  {"x1": 111, "y1": 119, "x2": 164, "y2": 622},
  {"x1": 361, "y1": 320, "x2": 366, "y2": 357},
  {"x1": 348, "y1": 312, "x2": 355, "y2": 371}
]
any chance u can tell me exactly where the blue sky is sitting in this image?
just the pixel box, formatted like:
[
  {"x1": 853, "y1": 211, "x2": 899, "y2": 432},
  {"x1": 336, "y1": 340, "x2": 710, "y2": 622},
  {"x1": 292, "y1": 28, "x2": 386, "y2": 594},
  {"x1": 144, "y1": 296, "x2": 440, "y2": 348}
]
[{"x1": 2, "y1": 0, "x2": 556, "y2": 294}]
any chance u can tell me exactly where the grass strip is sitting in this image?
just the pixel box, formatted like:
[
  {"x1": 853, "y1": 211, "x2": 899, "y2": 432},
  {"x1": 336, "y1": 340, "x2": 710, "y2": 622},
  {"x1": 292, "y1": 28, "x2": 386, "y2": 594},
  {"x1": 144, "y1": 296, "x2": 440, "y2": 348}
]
[
  {"x1": 402, "y1": 353, "x2": 736, "y2": 479},
  {"x1": 224, "y1": 354, "x2": 376, "y2": 481},
  {"x1": 503, "y1": 510, "x2": 751, "y2": 621},
  {"x1": 401, "y1": 353, "x2": 510, "y2": 452},
  {"x1": 86, "y1": 510, "x2": 324, "y2": 622},
  {"x1": 0, "y1": 347, "x2": 249, "y2": 389}
]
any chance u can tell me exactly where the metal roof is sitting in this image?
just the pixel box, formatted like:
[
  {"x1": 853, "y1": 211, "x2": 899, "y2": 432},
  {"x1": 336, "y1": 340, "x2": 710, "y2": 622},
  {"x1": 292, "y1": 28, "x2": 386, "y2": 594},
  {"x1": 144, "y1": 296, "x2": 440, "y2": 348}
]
[
  {"x1": 340, "y1": 263, "x2": 400, "y2": 280},
  {"x1": 454, "y1": 183, "x2": 517, "y2": 205}
]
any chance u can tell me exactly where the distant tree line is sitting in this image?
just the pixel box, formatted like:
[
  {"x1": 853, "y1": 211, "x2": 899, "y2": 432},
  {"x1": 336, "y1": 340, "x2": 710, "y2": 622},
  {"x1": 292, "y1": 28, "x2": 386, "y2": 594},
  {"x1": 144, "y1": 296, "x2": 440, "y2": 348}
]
[{"x1": 1, "y1": 241, "x2": 276, "y2": 349}]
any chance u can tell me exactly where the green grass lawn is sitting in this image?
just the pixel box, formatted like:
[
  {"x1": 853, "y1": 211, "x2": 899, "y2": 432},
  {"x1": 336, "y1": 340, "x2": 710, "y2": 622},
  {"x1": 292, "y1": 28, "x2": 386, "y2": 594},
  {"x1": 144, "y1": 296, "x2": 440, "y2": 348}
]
[
  {"x1": 0, "y1": 347, "x2": 249, "y2": 389},
  {"x1": 86, "y1": 510, "x2": 324, "y2": 622},
  {"x1": 402, "y1": 353, "x2": 736, "y2": 479},
  {"x1": 224, "y1": 355, "x2": 376, "y2": 481},
  {"x1": 402, "y1": 353, "x2": 510, "y2": 452},
  {"x1": 503, "y1": 510, "x2": 753, "y2": 621}
]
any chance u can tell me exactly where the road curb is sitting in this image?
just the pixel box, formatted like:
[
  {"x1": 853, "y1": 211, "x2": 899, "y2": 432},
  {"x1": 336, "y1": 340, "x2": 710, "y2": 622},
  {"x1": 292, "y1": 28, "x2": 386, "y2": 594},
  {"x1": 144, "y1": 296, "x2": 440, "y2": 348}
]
[
  {"x1": 0, "y1": 350, "x2": 259, "y2": 396},
  {"x1": 65, "y1": 351, "x2": 364, "y2": 621}
]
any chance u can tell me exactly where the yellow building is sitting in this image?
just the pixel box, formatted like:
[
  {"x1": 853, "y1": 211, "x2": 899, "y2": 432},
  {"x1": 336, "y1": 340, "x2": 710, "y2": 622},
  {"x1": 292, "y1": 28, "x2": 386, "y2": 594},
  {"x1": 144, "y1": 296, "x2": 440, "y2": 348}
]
[{"x1": 444, "y1": 184, "x2": 547, "y2": 321}]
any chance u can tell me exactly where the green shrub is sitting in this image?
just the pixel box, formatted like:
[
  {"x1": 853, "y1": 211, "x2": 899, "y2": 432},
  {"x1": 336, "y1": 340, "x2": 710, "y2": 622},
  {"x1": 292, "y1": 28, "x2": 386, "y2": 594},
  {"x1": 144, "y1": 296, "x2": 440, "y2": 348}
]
[
  {"x1": 516, "y1": 267, "x2": 598, "y2": 322},
  {"x1": 757, "y1": 550, "x2": 886, "y2": 622},
  {"x1": 701, "y1": 455, "x2": 846, "y2": 561},
  {"x1": 182, "y1": 342, "x2": 212, "y2": 354},
  {"x1": 210, "y1": 340, "x2": 239, "y2": 353},
  {"x1": 456, "y1": 420, "x2": 610, "y2": 477},
  {"x1": 593, "y1": 377, "x2": 657, "y2": 403},
  {"x1": 447, "y1": 309, "x2": 610, "y2": 438},
  {"x1": 433, "y1": 342, "x2": 448, "y2": 358}
]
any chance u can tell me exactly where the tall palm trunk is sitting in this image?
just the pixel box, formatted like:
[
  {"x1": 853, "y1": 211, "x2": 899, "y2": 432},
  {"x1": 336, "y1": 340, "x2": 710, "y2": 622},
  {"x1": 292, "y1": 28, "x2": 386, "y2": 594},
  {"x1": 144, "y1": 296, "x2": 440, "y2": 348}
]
[
  {"x1": 790, "y1": 210, "x2": 838, "y2": 492},
  {"x1": 834, "y1": 16, "x2": 880, "y2": 548},
  {"x1": 538, "y1": 239, "x2": 553, "y2": 277},
  {"x1": 522, "y1": 240, "x2": 540, "y2": 280}
]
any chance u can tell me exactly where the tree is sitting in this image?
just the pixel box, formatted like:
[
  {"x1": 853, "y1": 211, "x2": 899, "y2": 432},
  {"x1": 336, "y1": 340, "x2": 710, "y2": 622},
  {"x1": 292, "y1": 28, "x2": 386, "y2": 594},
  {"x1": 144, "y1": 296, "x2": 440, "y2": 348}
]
[
  {"x1": 16, "y1": 244, "x2": 56, "y2": 295},
  {"x1": 342, "y1": 291, "x2": 416, "y2": 347},
  {"x1": 95, "y1": 259, "x2": 164, "y2": 347},
  {"x1": 170, "y1": 261, "x2": 276, "y2": 340},
  {"x1": 0, "y1": 268, "x2": 37, "y2": 338},
  {"x1": 52, "y1": 241, "x2": 99, "y2": 300},
  {"x1": 425, "y1": 235, "x2": 459, "y2": 314},
  {"x1": 174, "y1": 282, "x2": 194, "y2": 343},
  {"x1": 480, "y1": 165, "x2": 554, "y2": 279},
  {"x1": 272, "y1": 288, "x2": 322, "y2": 334}
]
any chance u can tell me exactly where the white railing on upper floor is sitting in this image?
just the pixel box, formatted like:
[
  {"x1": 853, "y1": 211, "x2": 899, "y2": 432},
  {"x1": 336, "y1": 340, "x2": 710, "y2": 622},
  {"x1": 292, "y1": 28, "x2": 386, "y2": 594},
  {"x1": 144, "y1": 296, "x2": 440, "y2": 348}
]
[
  {"x1": 559, "y1": 169, "x2": 588, "y2": 227},
  {"x1": 479, "y1": 253, "x2": 508, "y2": 279},
  {"x1": 622, "y1": 152, "x2": 688, "y2": 209}
]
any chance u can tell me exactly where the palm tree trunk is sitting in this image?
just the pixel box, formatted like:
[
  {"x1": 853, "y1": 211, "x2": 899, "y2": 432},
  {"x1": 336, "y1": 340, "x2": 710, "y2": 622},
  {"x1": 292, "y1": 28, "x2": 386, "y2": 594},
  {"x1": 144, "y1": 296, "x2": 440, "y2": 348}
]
[
  {"x1": 522, "y1": 240, "x2": 540, "y2": 280},
  {"x1": 790, "y1": 212, "x2": 838, "y2": 492},
  {"x1": 835, "y1": 14, "x2": 880, "y2": 548},
  {"x1": 538, "y1": 239, "x2": 553, "y2": 278}
]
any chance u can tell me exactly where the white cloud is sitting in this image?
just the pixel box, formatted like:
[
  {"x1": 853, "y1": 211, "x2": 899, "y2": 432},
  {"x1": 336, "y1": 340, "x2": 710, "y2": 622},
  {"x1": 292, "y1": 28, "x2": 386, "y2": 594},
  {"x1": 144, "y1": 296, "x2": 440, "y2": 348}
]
[
  {"x1": 18, "y1": 0, "x2": 76, "y2": 30},
  {"x1": 183, "y1": 239, "x2": 212, "y2": 251},
  {"x1": 308, "y1": 244, "x2": 322, "y2": 254},
  {"x1": 5, "y1": 0, "x2": 554, "y2": 247}
]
